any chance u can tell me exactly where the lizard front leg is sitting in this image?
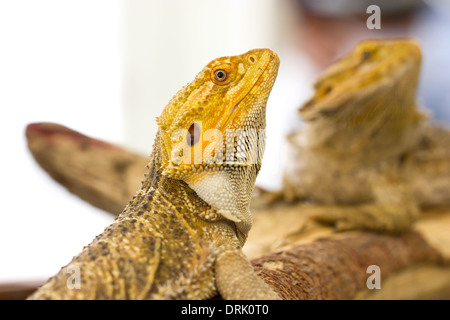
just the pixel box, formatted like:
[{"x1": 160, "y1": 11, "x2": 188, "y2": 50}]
[
  {"x1": 307, "y1": 177, "x2": 420, "y2": 233},
  {"x1": 215, "y1": 246, "x2": 281, "y2": 300},
  {"x1": 308, "y1": 202, "x2": 419, "y2": 233}
]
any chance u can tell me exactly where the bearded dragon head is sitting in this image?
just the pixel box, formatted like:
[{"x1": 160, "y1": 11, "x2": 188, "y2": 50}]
[
  {"x1": 298, "y1": 38, "x2": 426, "y2": 160},
  {"x1": 156, "y1": 48, "x2": 279, "y2": 238}
]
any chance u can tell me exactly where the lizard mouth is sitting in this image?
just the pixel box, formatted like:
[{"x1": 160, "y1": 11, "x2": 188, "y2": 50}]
[
  {"x1": 225, "y1": 50, "x2": 279, "y2": 126},
  {"x1": 301, "y1": 60, "x2": 376, "y2": 116}
]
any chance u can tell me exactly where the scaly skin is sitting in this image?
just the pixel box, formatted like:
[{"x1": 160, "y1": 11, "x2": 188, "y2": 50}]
[
  {"x1": 29, "y1": 48, "x2": 280, "y2": 299},
  {"x1": 282, "y1": 39, "x2": 450, "y2": 232}
]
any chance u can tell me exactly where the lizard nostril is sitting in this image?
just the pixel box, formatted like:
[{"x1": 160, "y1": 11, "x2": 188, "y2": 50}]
[
  {"x1": 248, "y1": 55, "x2": 256, "y2": 64},
  {"x1": 324, "y1": 86, "x2": 333, "y2": 94}
]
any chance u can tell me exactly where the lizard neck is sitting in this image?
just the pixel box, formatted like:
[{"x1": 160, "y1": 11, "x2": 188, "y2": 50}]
[
  {"x1": 135, "y1": 132, "x2": 207, "y2": 211},
  {"x1": 126, "y1": 132, "x2": 247, "y2": 246},
  {"x1": 299, "y1": 71, "x2": 426, "y2": 164}
]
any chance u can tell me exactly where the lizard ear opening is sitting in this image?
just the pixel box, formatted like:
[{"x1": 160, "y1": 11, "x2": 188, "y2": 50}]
[{"x1": 188, "y1": 123, "x2": 201, "y2": 146}]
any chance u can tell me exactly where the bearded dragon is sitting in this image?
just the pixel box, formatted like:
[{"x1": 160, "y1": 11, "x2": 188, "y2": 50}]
[
  {"x1": 28, "y1": 48, "x2": 280, "y2": 299},
  {"x1": 281, "y1": 38, "x2": 450, "y2": 233}
]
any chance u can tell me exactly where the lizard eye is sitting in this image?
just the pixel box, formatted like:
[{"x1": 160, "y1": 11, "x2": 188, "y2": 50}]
[
  {"x1": 213, "y1": 69, "x2": 228, "y2": 82},
  {"x1": 362, "y1": 50, "x2": 372, "y2": 60}
]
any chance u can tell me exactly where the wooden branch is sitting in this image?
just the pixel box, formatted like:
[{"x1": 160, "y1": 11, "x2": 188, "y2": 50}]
[
  {"x1": 246, "y1": 198, "x2": 450, "y2": 299},
  {"x1": 248, "y1": 198, "x2": 450, "y2": 299},
  {"x1": 18, "y1": 122, "x2": 450, "y2": 300},
  {"x1": 0, "y1": 280, "x2": 45, "y2": 300},
  {"x1": 252, "y1": 228, "x2": 443, "y2": 299},
  {"x1": 26, "y1": 123, "x2": 149, "y2": 215}
]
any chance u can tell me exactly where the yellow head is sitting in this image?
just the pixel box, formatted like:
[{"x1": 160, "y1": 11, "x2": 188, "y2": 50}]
[
  {"x1": 298, "y1": 38, "x2": 425, "y2": 162},
  {"x1": 301, "y1": 38, "x2": 422, "y2": 120},
  {"x1": 156, "y1": 48, "x2": 279, "y2": 237}
]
